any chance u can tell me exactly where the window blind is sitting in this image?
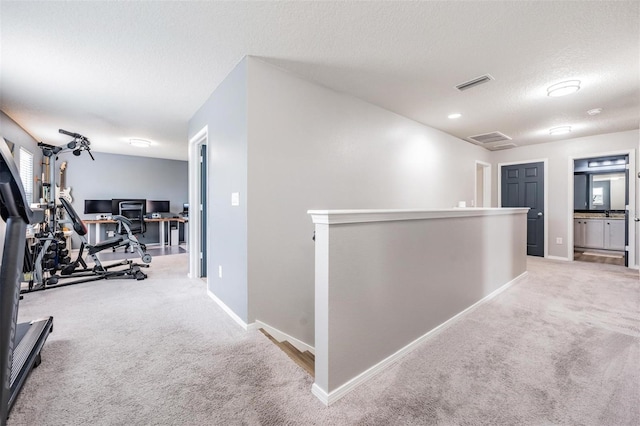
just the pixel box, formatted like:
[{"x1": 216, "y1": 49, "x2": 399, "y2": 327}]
[{"x1": 19, "y1": 147, "x2": 34, "y2": 204}]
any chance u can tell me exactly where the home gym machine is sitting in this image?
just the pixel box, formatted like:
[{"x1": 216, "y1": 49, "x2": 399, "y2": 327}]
[
  {"x1": 22, "y1": 129, "x2": 151, "y2": 293},
  {"x1": 0, "y1": 138, "x2": 53, "y2": 424}
]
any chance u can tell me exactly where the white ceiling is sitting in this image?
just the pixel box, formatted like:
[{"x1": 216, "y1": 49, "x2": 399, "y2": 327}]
[{"x1": 1, "y1": 1, "x2": 638, "y2": 161}]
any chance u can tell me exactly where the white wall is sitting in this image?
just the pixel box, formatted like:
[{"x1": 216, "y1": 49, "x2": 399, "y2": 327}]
[
  {"x1": 310, "y1": 208, "x2": 528, "y2": 402},
  {"x1": 188, "y1": 59, "x2": 249, "y2": 322},
  {"x1": 246, "y1": 57, "x2": 491, "y2": 346},
  {"x1": 0, "y1": 111, "x2": 43, "y2": 259},
  {"x1": 490, "y1": 130, "x2": 639, "y2": 263}
]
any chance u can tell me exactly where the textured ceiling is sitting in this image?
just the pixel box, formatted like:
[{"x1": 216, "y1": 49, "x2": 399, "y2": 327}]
[{"x1": 1, "y1": 1, "x2": 638, "y2": 161}]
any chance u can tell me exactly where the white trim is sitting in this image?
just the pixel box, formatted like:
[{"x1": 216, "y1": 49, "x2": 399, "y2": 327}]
[
  {"x1": 497, "y1": 159, "x2": 549, "y2": 257},
  {"x1": 255, "y1": 320, "x2": 315, "y2": 355},
  {"x1": 308, "y1": 207, "x2": 528, "y2": 225},
  {"x1": 547, "y1": 255, "x2": 570, "y2": 261},
  {"x1": 207, "y1": 289, "x2": 250, "y2": 330},
  {"x1": 474, "y1": 160, "x2": 492, "y2": 208},
  {"x1": 568, "y1": 149, "x2": 636, "y2": 268},
  {"x1": 188, "y1": 126, "x2": 208, "y2": 279},
  {"x1": 311, "y1": 383, "x2": 329, "y2": 405},
  {"x1": 313, "y1": 271, "x2": 529, "y2": 406}
]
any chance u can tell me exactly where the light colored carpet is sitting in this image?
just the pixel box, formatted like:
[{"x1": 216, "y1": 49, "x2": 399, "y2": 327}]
[{"x1": 10, "y1": 254, "x2": 640, "y2": 425}]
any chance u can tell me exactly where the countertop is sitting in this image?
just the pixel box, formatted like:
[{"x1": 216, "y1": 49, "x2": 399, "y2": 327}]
[{"x1": 574, "y1": 213, "x2": 625, "y2": 219}]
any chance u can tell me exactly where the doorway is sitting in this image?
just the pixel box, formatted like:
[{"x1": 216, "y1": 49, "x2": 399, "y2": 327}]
[
  {"x1": 500, "y1": 161, "x2": 546, "y2": 257},
  {"x1": 572, "y1": 154, "x2": 629, "y2": 267},
  {"x1": 188, "y1": 127, "x2": 208, "y2": 279},
  {"x1": 475, "y1": 161, "x2": 491, "y2": 207},
  {"x1": 200, "y1": 144, "x2": 207, "y2": 277}
]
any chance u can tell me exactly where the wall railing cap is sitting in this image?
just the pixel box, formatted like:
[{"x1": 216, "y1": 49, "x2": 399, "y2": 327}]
[{"x1": 307, "y1": 208, "x2": 530, "y2": 225}]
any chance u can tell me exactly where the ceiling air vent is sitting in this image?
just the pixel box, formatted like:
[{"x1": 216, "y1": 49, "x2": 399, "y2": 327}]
[
  {"x1": 490, "y1": 142, "x2": 517, "y2": 151},
  {"x1": 455, "y1": 74, "x2": 494, "y2": 91},
  {"x1": 467, "y1": 131, "x2": 512, "y2": 144}
]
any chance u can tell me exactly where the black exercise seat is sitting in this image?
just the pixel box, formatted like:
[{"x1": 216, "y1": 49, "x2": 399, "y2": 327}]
[{"x1": 87, "y1": 236, "x2": 124, "y2": 255}]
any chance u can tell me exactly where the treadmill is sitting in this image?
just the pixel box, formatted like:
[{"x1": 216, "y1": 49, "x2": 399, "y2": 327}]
[{"x1": 0, "y1": 138, "x2": 53, "y2": 424}]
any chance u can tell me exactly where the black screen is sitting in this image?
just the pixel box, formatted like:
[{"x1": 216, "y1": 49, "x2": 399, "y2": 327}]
[
  {"x1": 84, "y1": 199, "x2": 113, "y2": 214},
  {"x1": 112, "y1": 199, "x2": 146, "y2": 216},
  {"x1": 146, "y1": 200, "x2": 170, "y2": 213}
]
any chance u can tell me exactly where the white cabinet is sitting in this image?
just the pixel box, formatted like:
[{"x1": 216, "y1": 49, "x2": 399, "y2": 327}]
[
  {"x1": 574, "y1": 217, "x2": 625, "y2": 251},
  {"x1": 604, "y1": 219, "x2": 625, "y2": 250},
  {"x1": 574, "y1": 219, "x2": 585, "y2": 247},
  {"x1": 584, "y1": 219, "x2": 604, "y2": 248}
]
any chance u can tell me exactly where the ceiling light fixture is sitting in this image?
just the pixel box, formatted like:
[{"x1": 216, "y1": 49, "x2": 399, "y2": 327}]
[
  {"x1": 547, "y1": 80, "x2": 581, "y2": 97},
  {"x1": 549, "y1": 126, "x2": 572, "y2": 135},
  {"x1": 129, "y1": 138, "x2": 151, "y2": 148},
  {"x1": 448, "y1": 113, "x2": 462, "y2": 119},
  {"x1": 587, "y1": 108, "x2": 603, "y2": 115}
]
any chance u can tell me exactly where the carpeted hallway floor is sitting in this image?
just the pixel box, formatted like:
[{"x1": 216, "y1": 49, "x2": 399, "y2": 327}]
[{"x1": 10, "y1": 254, "x2": 640, "y2": 425}]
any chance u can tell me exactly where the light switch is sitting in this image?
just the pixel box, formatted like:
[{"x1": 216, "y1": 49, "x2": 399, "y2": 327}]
[{"x1": 231, "y1": 192, "x2": 240, "y2": 206}]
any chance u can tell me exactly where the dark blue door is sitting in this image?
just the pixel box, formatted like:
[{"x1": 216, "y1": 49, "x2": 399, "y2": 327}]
[
  {"x1": 501, "y1": 162, "x2": 545, "y2": 257},
  {"x1": 200, "y1": 144, "x2": 207, "y2": 277}
]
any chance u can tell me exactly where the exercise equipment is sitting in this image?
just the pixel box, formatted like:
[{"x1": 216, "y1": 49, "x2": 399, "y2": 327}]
[
  {"x1": 22, "y1": 129, "x2": 151, "y2": 292},
  {"x1": 56, "y1": 197, "x2": 150, "y2": 280},
  {"x1": 0, "y1": 138, "x2": 53, "y2": 424}
]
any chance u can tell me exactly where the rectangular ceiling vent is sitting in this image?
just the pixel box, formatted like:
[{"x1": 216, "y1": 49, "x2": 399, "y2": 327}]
[
  {"x1": 455, "y1": 74, "x2": 494, "y2": 91},
  {"x1": 490, "y1": 142, "x2": 517, "y2": 151},
  {"x1": 467, "y1": 131, "x2": 512, "y2": 144}
]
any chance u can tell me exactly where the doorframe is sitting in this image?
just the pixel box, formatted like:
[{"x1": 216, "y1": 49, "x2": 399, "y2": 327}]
[
  {"x1": 568, "y1": 148, "x2": 636, "y2": 268},
  {"x1": 188, "y1": 126, "x2": 208, "y2": 279},
  {"x1": 474, "y1": 160, "x2": 491, "y2": 207},
  {"x1": 497, "y1": 158, "x2": 549, "y2": 258}
]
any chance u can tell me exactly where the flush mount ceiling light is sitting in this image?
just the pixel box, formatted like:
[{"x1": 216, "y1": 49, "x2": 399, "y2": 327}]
[
  {"x1": 448, "y1": 113, "x2": 462, "y2": 119},
  {"x1": 549, "y1": 126, "x2": 572, "y2": 135},
  {"x1": 587, "y1": 108, "x2": 603, "y2": 115},
  {"x1": 129, "y1": 138, "x2": 151, "y2": 148},
  {"x1": 547, "y1": 80, "x2": 581, "y2": 97}
]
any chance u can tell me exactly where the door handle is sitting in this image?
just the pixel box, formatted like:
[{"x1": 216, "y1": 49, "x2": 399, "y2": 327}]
[
  {"x1": 635, "y1": 218, "x2": 640, "y2": 222},
  {"x1": 537, "y1": 212, "x2": 543, "y2": 217}
]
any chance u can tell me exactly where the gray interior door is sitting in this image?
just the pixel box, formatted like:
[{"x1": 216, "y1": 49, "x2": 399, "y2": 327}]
[{"x1": 501, "y1": 162, "x2": 545, "y2": 257}]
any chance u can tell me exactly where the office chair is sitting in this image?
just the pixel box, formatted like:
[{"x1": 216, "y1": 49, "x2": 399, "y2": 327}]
[{"x1": 118, "y1": 201, "x2": 145, "y2": 235}]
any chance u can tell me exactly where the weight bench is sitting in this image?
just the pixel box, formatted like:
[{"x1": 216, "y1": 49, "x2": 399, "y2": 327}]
[{"x1": 54, "y1": 198, "x2": 151, "y2": 281}]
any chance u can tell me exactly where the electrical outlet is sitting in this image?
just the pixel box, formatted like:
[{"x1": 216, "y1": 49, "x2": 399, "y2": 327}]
[
  {"x1": 218, "y1": 265, "x2": 222, "y2": 278},
  {"x1": 556, "y1": 237, "x2": 563, "y2": 244}
]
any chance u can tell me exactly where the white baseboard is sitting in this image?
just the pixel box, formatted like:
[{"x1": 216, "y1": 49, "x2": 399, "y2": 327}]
[
  {"x1": 547, "y1": 255, "x2": 570, "y2": 261},
  {"x1": 311, "y1": 383, "x2": 329, "y2": 405},
  {"x1": 255, "y1": 320, "x2": 315, "y2": 355},
  {"x1": 206, "y1": 289, "x2": 250, "y2": 330},
  {"x1": 315, "y1": 271, "x2": 529, "y2": 406}
]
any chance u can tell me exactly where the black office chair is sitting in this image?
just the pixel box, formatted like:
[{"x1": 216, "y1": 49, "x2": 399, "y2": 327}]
[{"x1": 118, "y1": 201, "x2": 145, "y2": 235}]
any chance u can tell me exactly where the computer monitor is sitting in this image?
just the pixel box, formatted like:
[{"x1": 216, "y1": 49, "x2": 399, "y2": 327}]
[
  {"x1": 146, "y1": 200, "x2": 170, "y2": 213},
  {"x1": 84, "y1": 199, "x2": 113, "y2": 214},
  {"x1": 182, "y1": 203, "x2": 189, "y2": 216}
]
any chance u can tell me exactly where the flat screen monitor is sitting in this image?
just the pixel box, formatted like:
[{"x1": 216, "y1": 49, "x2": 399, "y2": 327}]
[
  {"x1": 146, "y1": 200, "x2": 170, "y2": 213},
  {"x1": 111, "y1": 198, "x2": 146, "y2": 216},
  {"x1": 84, "y1": 199, "x2": 113, "y2": 214},
  {"x1": 183, "y1": 203, "x2": 189, "y2": 215}
]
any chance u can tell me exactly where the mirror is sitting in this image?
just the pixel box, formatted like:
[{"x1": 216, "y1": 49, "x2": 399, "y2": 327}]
[
  {"x1": 574, "y1": 155, "x2": 628, "y2": 212},
  {"x1": 574, "y1": 171, "x2": 626, "y2": 211}
]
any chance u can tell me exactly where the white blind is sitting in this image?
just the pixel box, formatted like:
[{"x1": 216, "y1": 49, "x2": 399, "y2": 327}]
[{"x1": 19, "y1": 147, "x2": 34, "y2": 204}]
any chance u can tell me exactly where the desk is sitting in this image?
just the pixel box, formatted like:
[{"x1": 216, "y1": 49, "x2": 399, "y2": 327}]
[
  {"x1": 84, "y1": 217, "x2": 188, "y2": 247},
  {"x1": 144, "y1": 217, "x2": 188, "y2": 247}
]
